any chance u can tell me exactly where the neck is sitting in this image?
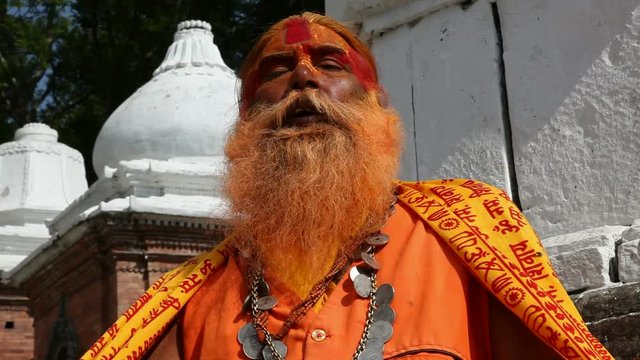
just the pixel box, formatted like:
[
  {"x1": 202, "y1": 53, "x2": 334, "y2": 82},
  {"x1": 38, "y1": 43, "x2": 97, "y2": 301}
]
[
  {"x1": 267, "y1": 253, "x2": 338, "y2": 298},
  {"x1": 255, "y1": 236, "x2": 348, "y2": 298}
]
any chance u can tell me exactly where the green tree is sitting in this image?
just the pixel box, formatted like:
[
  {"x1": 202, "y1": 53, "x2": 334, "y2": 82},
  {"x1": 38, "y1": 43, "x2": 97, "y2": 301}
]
[
  {"x1": 0, "y1": 0, "x2": 70, "y2": 132},
  {"x1": 1, "y1": 0, "x2": 323, "y2": 182}
]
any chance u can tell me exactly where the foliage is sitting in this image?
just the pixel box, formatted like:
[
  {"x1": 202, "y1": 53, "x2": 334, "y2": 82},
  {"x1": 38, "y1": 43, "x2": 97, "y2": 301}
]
[
  {"x1": 0, "y1": 0, "x2": 71, "y2": 131},
  {"x1": 0, "y1": 0, "x2": 323, "y2": 182}
]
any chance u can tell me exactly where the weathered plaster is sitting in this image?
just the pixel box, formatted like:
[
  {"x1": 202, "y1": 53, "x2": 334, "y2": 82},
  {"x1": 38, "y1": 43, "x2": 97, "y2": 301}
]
[
  {"x1": 499, "y1": 1, "x2": 640, "y2": 237},
  {"x1": 364, "y1": 1, "x2": 511, "y2": 190}
]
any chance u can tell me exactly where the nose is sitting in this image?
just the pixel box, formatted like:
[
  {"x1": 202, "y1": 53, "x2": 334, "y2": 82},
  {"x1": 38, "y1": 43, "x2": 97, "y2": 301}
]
[{"x1": 289, "y1": 61, "x2": 319, "y2": 91}]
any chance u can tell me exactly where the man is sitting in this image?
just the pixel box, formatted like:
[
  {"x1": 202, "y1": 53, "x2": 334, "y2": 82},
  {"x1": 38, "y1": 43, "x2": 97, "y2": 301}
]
[{"x1": 82, "y1": 13, "x2": 612, "y2": 360}]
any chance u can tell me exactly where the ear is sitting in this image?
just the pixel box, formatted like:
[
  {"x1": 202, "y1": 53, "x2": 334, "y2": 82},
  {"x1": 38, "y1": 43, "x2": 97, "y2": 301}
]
[{"x1": 239, "y1": 101, "x2": 250, "y2": 118}]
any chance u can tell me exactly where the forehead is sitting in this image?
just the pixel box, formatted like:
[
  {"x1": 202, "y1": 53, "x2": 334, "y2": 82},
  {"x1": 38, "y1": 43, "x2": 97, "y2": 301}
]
[{"x1": 259, "y1": 21, "x2": 353, "y2": 57}]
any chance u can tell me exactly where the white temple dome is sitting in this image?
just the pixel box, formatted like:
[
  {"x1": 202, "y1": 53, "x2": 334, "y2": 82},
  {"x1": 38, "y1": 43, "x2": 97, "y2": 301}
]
[
  {"x1": 0, "y1": 123, "x2": 88, "y2": 272},
  {"x1": 14, "y1": 123, "x2": 58, "y2": 142},
  {"x1": 92, "y1": 20, "x2": 239, "y2": 178},
  {"x1": 0, "y1": 123, "x2": 87, "y2": 222}
]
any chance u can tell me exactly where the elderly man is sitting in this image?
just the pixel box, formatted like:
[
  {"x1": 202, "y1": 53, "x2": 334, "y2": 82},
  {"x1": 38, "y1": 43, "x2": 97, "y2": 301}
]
[{"x1": 83, "y1": 13, "x2": 611, "y2": 360}]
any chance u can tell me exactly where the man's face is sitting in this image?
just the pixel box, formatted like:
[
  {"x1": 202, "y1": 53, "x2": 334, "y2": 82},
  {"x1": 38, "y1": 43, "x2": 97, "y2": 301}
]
[
  {"x1": 246, "y1": 20, "x2": 372, "y2": 127},
  {"x1": 226, "y1": 17, "x2": 401, "y2": 294}
]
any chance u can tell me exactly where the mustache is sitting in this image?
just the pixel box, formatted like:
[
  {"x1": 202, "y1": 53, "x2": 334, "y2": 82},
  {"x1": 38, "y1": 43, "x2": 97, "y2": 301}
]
[{"x1": 245, "y1": 90, "x2": 365, "y2": 131}]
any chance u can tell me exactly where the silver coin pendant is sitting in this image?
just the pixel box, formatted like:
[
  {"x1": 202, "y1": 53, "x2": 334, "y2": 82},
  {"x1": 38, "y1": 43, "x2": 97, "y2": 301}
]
[
  {"x1": 357, "y1": 348, "x2": 384, "y2": 360},
  {"x1": 237, "y1": 323, "x2": 257, "y2": 344},
  {"x1": 353, "y1": 274, "x2": 372, "y2": 298},
  {"x1": 369, "y1": 320, "x2": 393, "y2": 343},
  {"x1": 365, "y1": 233, "x2": 389, "y2": 247},
  {"x1": 375, "y1": 284, "x2": 395, "y2": 306},
  {"x1": 256, "y1": 295, "x2": 278, "y2": 311},
  {"x1": 242, "y1": 335, "x2": 263, "y2": 359},
  {"x1": 373, "y1": 304, "x2": 396, "y2": 324}
]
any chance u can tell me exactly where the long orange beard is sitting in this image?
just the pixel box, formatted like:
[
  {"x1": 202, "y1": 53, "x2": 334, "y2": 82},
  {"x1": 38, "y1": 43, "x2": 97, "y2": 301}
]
[{"x1": 224, "y1": 90, "x2": 403, "y2": 297}]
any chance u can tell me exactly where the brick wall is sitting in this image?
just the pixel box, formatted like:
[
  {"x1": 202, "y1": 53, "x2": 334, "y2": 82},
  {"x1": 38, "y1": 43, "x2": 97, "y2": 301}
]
[
  {"x1": 21, "y1": 212, "x2": 225, "y2": 359},
  {"x1": 116, "y1": 264, "x2": 147, "y2": 315},
  {"x1": 0, "y1": 306, "x2": 34, "y2": 360},
  {"x1": 32, "y1": 306, "x2": 58, "y2": 360}
]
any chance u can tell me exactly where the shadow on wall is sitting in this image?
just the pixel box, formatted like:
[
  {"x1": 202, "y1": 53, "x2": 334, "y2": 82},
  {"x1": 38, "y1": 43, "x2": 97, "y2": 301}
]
[
  {"x1": 499, "y1": 1, "x2": 640, "y2": 238},
  {"x1": 343, "y1": 0, "x2": 640, "y2": 239}
]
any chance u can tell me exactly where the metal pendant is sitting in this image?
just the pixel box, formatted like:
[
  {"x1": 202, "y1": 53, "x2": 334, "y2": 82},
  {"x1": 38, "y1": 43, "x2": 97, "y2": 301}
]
[
  {"x1": 257, "y1": 278, "x2": 270, "y2": 297},
  {"x1": 360, "y1": 252, "x2": 381, "y2": 270},
  {"x1": 351, "y1": 243, "x2": 370, "y2": 260},
  {"x1": 357, "y1": 348, "x2": 384, "y2": 360},
  {"x1": 369, "y1": 321, "x2": 393, "y2": 343},
  {"x1": 375, "y1": 284, "x2": 395, "y2": 306},
  {"x1": 373, "y1": 304, "x2": 396, "y2": 324},
  {"x1": 262, "y1": 340, "x2": 288, "y2": 360},
  {"x1": 353, "y1": 274, "x2": 373, "y2": 298},
  {"x1": 242, "y1": 335, "x2": 263, "y2": 360},
  {"x1": 243, "y1": 277, "x2": 270, "y2": 314},
  {"x1": 239, "y1": 222, "x2": 397, "y2": 360},
  {"x1": 242, "y1": 294, "x2": 252, "y2": 314},
  {"x1": 364, "y1": 338, "x2": 385, "y2": 353},
  {"x1": 366, "y1": 233, "x2": 389, "y2": 247},
  {"x1": 349, "y1": 265, "x2": 373, "y2": 282},
  {"x1": 237, "y1": 323, "x2": 257, "y2": 344},
  {"x1": 256, "y1": 295, "x2": 278, "y2": 311},
  {"x1": 349, "y1": 266, "x2": 362, "y2": 281}
]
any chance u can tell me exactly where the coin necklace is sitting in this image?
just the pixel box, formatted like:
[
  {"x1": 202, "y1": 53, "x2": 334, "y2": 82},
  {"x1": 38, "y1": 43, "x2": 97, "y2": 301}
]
[{"x1": 237, "y1": 213, "x2": 397, "y2": 360}]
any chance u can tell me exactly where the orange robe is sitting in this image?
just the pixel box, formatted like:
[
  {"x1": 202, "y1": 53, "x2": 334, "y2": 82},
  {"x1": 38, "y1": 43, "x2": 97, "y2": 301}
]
[
  {"x1": 181, "y1": 202, "x2": 491, "y2": 359},
  {"x1": 80, "y1": 180, "x2": 613, "y2": 360}
]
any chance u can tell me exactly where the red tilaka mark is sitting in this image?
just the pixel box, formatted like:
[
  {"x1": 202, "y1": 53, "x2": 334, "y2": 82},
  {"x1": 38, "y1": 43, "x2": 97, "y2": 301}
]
[
  {"x1": 285, "y1": 18, "x2": 312, "y2": 44},
  {"x1": 347, "y1": 48, "x2": 377, "y2": 91},
  {"x1": 240, "y1": 49, "x2": 379, "y2": 111}
]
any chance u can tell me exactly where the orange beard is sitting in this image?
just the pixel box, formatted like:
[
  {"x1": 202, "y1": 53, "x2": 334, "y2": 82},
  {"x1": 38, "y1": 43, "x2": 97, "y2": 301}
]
[{"x1": 224, "y1": 90, "x2": 403, "y2": 297}]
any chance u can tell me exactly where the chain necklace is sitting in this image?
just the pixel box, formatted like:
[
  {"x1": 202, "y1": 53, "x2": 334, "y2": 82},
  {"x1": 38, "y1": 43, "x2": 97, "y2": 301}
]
[
  {"x1": 237, "y1": 200, "x2": 398, "y2": 360},
  {"x1": 237, "y1": 235, "x2": 395, "y2": 360}
]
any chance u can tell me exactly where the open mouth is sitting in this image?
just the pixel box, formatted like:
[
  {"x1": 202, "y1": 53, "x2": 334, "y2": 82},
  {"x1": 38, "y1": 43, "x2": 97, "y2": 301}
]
[{"x1": 282, "y1": 99, "x2": 327, "y2": 127}]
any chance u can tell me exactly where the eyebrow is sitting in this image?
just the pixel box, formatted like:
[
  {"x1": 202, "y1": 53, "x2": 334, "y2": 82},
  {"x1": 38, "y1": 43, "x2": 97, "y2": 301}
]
[
  {"x1": 309, "y1": 44, "x2": 347, "y2": 57},
  {"x1": 258, "y1": 45, "x2": 348, "y2": 67},
  {"x1": 258, "y1": 51, "x2": 295, "y2": 67}
]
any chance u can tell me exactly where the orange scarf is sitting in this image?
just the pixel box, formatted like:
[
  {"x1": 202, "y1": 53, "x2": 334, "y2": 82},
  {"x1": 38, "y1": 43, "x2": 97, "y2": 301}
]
[{"x1": 81, "y1": 179, "x2": 612, "y2": 360}]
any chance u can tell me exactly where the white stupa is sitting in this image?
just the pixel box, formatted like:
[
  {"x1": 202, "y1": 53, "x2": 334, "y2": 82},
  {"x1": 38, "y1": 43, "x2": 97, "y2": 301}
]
[
  {"x1": 9, "y1": 20, "x2": 237, "y2": 285},
  {"x1": 2, "y1": 22, "x2": 237, "y2": 357},
  {"x1": 37, "y1": 20, "x2": 238, "y2": 243},
  {"x1": 92, "y1": 19, "x2": 238, "y2": 178},
  {"x1": 0, "y1": 123, "x2": 87, "y2": 271}
]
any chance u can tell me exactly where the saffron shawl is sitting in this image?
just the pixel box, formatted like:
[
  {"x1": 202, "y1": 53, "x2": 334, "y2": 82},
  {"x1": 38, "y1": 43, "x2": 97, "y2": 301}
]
[{"x1": 81, "y1": 179, "x2": 612, "y2": 360}]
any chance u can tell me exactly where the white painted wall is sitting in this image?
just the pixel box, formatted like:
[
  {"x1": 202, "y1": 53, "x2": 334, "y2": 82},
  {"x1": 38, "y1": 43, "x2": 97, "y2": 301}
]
[
  {"x1": 330, "y1": 0, "x2": 512, "y2": 193},
  {"x1": 327, "y1": 0, "x2": 640, "y2": 239},
  {"x1": 499, "y1": 0, "x2": 640, "y2": 237}
]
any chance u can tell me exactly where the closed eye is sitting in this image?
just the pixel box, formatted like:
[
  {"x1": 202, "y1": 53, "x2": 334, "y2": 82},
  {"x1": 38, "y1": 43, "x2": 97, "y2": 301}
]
[
  {"x1": 316, "y1": 59, "x2": 344, "y2": 71},
  {"x1": 257, "y1": 52, "x2": 295, "y2": 83},
  {"x1": 263, "y1": 66, "x2": 290, "y2": 81}
]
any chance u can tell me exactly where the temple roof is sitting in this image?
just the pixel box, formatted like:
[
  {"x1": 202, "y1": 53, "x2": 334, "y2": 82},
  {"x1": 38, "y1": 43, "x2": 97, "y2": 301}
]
[
  {"x1": 0, "y1": 123, "x2": 87, "y2": 271},
  {"x1": 92, "y1": 20, "x2": 239, "y2": 178}
]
